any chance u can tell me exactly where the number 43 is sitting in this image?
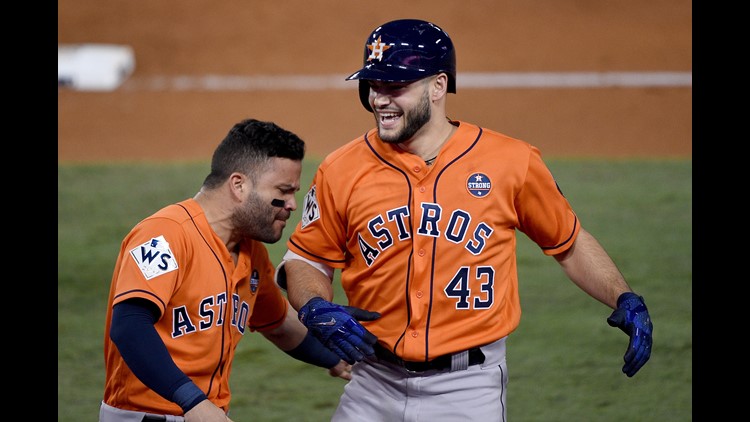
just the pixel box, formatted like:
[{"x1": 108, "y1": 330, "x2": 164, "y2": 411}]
[{"x1": 443, "y1": 266, "x2": 494, "y2": 309}]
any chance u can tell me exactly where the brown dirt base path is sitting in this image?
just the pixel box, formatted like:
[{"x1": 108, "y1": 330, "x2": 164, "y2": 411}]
[{"x1": 58, "y1": 0, "x2": 692, "y2": 162}]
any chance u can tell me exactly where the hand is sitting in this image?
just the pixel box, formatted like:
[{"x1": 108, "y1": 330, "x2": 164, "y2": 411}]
[
  {"x1": 298, "y1": 297, "x2": 380, "y2": 364},
  {"x1": 184, "y1": 399, "x2": 234, "y2": 421},
  {"x1": 328, "y1": 359, "x2": 353, "y2": 381},
  {"x1": 607, "y1": 292, "x2": 653, "y2": 377}
]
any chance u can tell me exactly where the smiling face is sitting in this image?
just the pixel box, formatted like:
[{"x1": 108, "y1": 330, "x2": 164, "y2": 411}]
[
  {"x1": 367, "y1": 77, "x2": 433, "y2": 145},
  {"x1": 231, "y1": 157, "x2": 302, "y2": 244}
]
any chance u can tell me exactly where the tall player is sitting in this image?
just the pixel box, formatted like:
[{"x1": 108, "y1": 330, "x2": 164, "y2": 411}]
[
  {"x1": 100, "y1": 119, "x2": 355, "y2": 422},
  {"x1": 276, "y1": 19, "x2": 654, "y2": 421}
]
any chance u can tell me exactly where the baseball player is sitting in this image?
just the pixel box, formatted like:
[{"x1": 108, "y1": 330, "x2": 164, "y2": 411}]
[
  {"x1": 100, "y1": 119, "x2": 356, "y2": 422},
  {"x1": 276, "y1": 19, "x2": 654, "y2": 421}
]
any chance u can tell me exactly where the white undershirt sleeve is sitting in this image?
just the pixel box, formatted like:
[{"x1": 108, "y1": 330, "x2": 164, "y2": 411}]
[{"x1": 274, "y1": 250, "x2": 335, "y2": 290}]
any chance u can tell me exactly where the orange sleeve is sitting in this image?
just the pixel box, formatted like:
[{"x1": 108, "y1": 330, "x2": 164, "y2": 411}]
[
  {"x1": 516, "y1": 146, "x2": 580, "y2": 255},
  {"x1": 246, "y1": 241, "x2": 288, "y2": 331},
  {"x1": 287, "y1": 145, "x2": 359, "y2": 268},
  {"x1": 111, "y1": 217, "x2": 186, "y2": 315}
]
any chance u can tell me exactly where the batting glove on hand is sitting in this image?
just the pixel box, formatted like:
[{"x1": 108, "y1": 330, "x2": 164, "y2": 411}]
[
  {"x1": 606, "y1": 292, "x2": 653, "y2": 377},
  {"x1": 298, "y1": 297, "x2": 381, "y2": 364}
]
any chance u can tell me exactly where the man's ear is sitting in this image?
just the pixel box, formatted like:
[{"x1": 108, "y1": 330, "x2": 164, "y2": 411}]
[
  {"x1": 432, "y1": 73, "x2": 448, "y2": 100},
  {"x1": 229, "y1": 172, "x2": 247, "y2": 200}
]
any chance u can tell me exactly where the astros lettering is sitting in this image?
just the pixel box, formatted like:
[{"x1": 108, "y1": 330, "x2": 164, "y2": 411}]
[{"x1": 171, "y1": 292, "x2": 251, "y2": 338}]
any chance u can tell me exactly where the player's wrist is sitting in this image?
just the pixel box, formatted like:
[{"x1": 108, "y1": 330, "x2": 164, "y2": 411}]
[
  {"x1": 305, "y1": 296, "x2": 327, "y2": 307},
  {"x1": 616, "y1": 291, "x2": 641, "y2": 307},
  {"x1": 285, "y1": 331, "x2": 340, "y2": 368},
  {"x1": 172, "y1": 381, "x2": 208, "y2": 413}
]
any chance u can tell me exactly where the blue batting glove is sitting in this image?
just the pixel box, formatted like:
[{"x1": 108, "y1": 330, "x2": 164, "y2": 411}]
[
  {"x1": 298, "y1": 297, "x2": 380, "y2": 364},
  {"x1": 606, "y1": 292, "x2": 653, "y2": 377}
]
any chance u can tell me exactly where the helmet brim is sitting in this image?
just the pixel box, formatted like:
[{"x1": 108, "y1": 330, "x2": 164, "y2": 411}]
[
  {"x1": 345, "y1": 65, "x2": 429, "y2": 83},
  {"x1": 347, "y1": 66, "x2": 431, "y2": 113}
]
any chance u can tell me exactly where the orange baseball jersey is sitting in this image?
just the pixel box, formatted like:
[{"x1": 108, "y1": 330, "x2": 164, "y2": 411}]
[
  {"x1": 287, "y1": 120, "x2": 580, "y2": 361},
  {"x1": 103, "y1": 198, "x2": 288, "y2": 414}
]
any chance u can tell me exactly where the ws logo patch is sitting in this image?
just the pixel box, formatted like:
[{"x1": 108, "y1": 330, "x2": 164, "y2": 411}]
[
  {"x1": 301, "y1": 185, "x2": 320, "y2": 229},
  {"x1": 130, "y1": 235, "x2": 178, "y2": 280}
]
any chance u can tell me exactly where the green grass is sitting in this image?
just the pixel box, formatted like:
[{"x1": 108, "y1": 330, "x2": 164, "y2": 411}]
[{"x1": 58, "y1": 158, "x2": 691, "y2": 421}]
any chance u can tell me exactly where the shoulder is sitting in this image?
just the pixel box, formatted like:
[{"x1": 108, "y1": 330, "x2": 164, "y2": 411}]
[
  {"x1": 453, "y1": 120, "x2": 538, "y2": 159},
  {"x1": 476, "y1": 125, "x2": 534, "y2": 151},
  {"x1": 318, "y1": 129, "x2": 376, "y2": 171},
  {"x1": 126, "y1": 200, "x2": 202, "y2": 247},
  {"x1": 141, "y1": 199, "x2": 201, "y2": 224}
]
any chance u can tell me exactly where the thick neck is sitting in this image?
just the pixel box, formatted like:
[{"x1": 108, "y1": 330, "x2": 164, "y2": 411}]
[{"x1": 396, "y1": 118, "x2": 456, "y2": 162}]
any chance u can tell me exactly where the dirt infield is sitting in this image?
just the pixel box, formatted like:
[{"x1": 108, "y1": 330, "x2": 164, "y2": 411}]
[{"x1": 57, "y1": 0, "x2": 692, "y2": 162}]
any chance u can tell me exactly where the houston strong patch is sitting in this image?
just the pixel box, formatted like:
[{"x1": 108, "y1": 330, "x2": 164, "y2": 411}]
[{"x1": 130, "y1": 235, "x2": 179, "y2": 280}]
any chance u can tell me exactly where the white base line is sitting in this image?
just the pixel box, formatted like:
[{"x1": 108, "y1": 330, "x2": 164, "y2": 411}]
[{"x1": 122, "y1": 71, "x2": 692, "y2": 91}]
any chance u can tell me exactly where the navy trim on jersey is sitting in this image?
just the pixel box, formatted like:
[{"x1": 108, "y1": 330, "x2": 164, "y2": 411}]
[
  {"x1": 540, "y1": 215, "x2": 578, "y2": 251},
  {"x1": 363, "y1": 131, "x2": 418, "y2": 359},
  {"x1": 114, "y1": 289, "x2": 167, "y2": 314},
  {"x1": 422, "y1": 126, "x2": 483, "y2": 360},
  {"x1": 288, "y1": 237, "x2": 347, "y2": 264},
  {"x1": 177, "y1": 202, "x2": 230, "y2": 398}
]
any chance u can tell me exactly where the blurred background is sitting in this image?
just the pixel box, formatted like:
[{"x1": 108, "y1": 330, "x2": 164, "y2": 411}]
[{"x1": 58, "y1": 0, "x2": 691, "y2": 162}]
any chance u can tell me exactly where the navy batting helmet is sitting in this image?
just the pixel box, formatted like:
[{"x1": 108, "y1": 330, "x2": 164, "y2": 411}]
[{"x1": 345, "y1": 19, "x2": 457, "y2": 112}]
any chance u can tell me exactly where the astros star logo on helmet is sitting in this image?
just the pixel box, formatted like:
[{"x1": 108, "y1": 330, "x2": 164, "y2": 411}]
[{"x1": 367, "y1": 36, "x2": 391, "y2": 61}]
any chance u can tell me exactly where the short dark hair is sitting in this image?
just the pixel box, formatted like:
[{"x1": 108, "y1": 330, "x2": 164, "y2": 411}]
[{"x1": 202, "y1": 118, "x2": 305, "y2": 189}]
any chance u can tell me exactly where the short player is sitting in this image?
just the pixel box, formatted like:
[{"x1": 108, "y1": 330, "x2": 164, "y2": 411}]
[
  {"x1": 276, "y1": 19, "x2": 653, "y2": 421},
  {"x1": 100, "y1": 119, "x2": 352, "y2": 422}
]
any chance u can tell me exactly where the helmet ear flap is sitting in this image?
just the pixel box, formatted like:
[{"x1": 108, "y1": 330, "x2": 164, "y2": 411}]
[
  {"x1": 359, "y1": 80, "x2": 373, "y2": 112},
  {"x1": 447, "y1": 73, "x2": 456, "y2": 94}
]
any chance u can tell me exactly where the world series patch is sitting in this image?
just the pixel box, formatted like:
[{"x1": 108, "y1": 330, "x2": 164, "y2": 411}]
[
  {"x1": 466, "y1": 173, "x2": 492, "y2": 198},
  {"x1": 250, "y1": 269, "x2": 259, "y2": 294},
  {"x1": 301, "y1": 184, "x2": 320, "y2": 229},
  {"x1": 130, "y1": 235, "x2": 179, "y2": 280}
]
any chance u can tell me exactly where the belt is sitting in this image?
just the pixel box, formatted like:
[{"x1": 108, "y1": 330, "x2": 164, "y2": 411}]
[
  {"x1": 373, "y1": 343, "x2": 485, "y2": 373},
  {"x1": 142, "y1": 416, "x2": 166, "y2": 421}
]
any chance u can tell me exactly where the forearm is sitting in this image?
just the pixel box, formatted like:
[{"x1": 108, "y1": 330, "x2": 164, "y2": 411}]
[
  {"x1": 280, "y1": 255, "x2": 380, "y2": 365},
  {"x1": 283, "y1": 259, "x2": 335, "y2": 310},
  {"x1": 554, "y1": 228, "x2": 632, "y2": 309},
  {"x1": 261, "y1": 303, "x2": 309, "y2": 350},
  {"x1": 262, "y1": 302, "x2": 341, "y2": 369}
]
